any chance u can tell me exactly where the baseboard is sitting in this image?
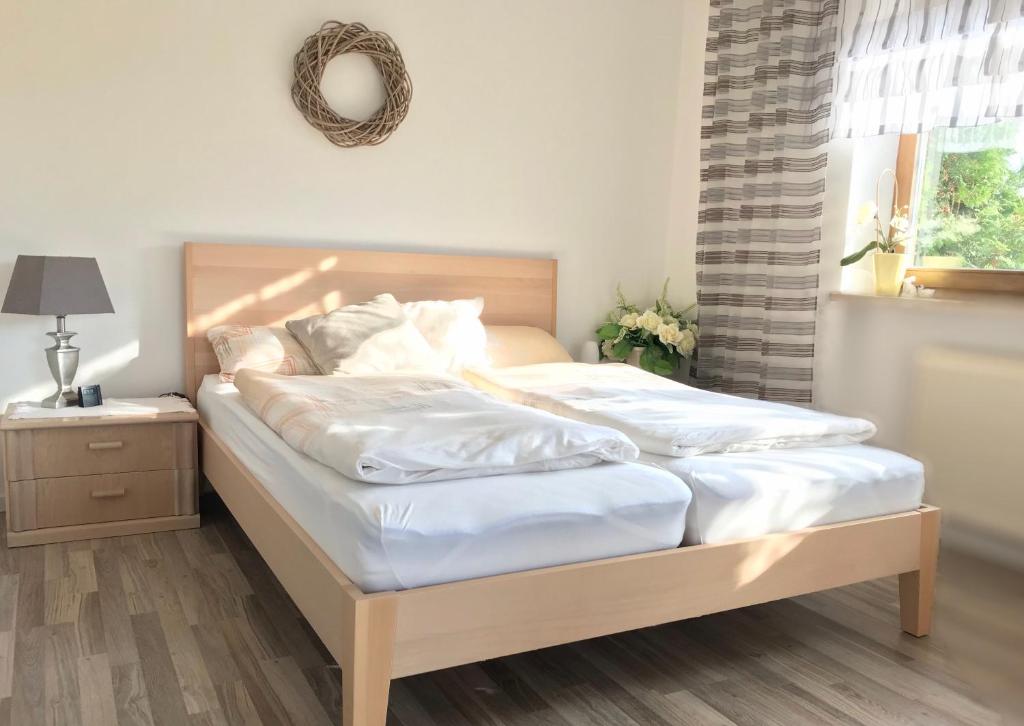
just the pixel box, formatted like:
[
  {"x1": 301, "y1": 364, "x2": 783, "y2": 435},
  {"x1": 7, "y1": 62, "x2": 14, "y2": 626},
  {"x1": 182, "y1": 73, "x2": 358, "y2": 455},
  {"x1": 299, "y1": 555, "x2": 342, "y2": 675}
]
[{"x1": 942, "y1": 518, "x2": 1024, "y2": 573}]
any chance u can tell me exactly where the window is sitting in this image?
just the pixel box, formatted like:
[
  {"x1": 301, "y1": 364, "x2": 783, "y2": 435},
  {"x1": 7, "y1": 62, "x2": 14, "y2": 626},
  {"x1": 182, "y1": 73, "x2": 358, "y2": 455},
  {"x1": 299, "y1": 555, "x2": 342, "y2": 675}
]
[{"x1": 898, "y1": 120, "x2": 1024, "y2": 294}]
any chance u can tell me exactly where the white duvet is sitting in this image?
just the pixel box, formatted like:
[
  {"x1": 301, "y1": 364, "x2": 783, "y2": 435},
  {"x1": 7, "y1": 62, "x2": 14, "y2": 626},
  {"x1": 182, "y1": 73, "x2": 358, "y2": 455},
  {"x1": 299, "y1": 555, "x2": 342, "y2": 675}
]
[
  {"x1": 464, "y1": 362, "x2": 877, "y2": 457},
  {"x1": 234, "y1": 369, "x2": 638, "y2": 484}
]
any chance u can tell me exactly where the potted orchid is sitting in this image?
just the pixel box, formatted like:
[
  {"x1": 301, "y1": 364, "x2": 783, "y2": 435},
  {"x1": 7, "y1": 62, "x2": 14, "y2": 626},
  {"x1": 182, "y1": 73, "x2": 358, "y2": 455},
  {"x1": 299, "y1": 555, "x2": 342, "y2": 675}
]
[
  {"x1": 841, "y1": 168, "x2": 911, "y2": 296},
  {"x1": 596, "y1": 280, "x2": 698, "y2": 376}
]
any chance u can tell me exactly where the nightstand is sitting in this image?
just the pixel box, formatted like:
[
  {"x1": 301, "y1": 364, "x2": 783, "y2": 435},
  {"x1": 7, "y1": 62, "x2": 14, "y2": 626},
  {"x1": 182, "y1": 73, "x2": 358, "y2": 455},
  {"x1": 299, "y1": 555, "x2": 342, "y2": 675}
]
[{"x1": 1, "y1": 399, "x2": 200, "y2": 547}]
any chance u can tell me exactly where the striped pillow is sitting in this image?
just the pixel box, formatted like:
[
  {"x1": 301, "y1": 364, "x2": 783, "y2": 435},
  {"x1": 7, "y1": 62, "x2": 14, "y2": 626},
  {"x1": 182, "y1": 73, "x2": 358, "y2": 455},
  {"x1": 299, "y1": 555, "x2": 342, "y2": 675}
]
[{"x1": 207, "y1": 325, "x2": 318, "y2": 382}]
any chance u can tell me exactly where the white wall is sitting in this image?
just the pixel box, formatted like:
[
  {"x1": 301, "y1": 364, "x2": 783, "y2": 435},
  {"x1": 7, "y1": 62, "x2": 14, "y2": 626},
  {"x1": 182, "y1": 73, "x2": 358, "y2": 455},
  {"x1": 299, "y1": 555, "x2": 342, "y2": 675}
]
[
  {"x1": 0, "y1": 0, "x2": 689, "y2": 407},
  {"x1": 661, "y1": 0, "x2": 710, "y2": 308}
]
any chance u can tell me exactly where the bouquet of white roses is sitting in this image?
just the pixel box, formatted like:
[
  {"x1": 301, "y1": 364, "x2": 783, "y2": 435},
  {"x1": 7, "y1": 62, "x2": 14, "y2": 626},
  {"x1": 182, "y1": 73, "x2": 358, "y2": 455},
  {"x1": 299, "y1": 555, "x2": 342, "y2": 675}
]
[{"x1": 596, "y1": 279, "x2": 698, "y2": 376}]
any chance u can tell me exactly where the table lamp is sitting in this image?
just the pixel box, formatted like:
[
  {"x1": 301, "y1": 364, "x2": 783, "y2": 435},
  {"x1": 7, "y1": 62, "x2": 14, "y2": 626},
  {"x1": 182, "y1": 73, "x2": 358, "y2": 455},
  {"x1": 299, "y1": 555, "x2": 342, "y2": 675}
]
[{"x1": 2, "y1": 255, "x2": 114, "y2": 408}]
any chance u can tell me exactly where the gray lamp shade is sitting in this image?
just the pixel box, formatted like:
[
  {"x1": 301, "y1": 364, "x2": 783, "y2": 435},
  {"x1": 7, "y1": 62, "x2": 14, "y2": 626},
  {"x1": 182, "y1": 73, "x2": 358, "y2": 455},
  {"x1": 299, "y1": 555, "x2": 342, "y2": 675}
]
[{"x1": 2, "y1": 255, "x2": 114, "y2": 316}]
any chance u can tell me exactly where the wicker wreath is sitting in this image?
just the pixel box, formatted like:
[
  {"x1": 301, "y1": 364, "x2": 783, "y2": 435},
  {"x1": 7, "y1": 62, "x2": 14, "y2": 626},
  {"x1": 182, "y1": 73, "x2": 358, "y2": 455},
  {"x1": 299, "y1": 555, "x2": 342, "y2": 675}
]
[{"x1": 292, "y1": 21, "x2": 412, "y2": 147}]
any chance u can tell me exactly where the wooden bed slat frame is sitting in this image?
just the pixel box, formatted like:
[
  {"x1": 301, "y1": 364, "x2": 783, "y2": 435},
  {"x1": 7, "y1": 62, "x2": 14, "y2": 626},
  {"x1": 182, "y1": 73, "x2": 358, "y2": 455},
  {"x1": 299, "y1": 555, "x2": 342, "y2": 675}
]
[{"x1": 183, "y1": 242, "x2": 940, "y2": 726}]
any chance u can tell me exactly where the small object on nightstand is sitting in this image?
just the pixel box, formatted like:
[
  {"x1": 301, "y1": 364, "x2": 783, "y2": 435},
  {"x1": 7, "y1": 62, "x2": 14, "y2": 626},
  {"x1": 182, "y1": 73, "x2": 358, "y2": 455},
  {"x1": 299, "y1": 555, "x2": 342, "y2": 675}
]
[
  {"x1": 1, "y1": 397, "x2": 200, "y2": 547},
  {"x1": 77, "y1": 384, "x2": 103, "y2": 407}
]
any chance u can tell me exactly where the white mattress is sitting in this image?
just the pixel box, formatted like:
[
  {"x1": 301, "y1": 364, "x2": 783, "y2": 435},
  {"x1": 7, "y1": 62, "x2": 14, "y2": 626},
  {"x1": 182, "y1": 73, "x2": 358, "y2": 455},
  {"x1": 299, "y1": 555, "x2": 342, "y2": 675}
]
[
  {"x1": 643, "y1": 445, "x2": 925, "y2": 545},
  {"x1": 198, "y1": 376, "x2": 693, "y2": 593}
]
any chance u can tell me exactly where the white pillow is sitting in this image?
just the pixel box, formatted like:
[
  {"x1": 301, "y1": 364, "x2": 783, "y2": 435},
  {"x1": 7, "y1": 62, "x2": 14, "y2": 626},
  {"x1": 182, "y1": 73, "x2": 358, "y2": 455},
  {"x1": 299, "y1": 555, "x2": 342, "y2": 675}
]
[
  {"x1": 206, "y1": 325, "x2": 318, "y2": 382},
  {"x1": 286, "y1": 294, "x2": 444, "y2": 375},
  {"x1": 483, "y1": 326, "x2": 573, "y2": 368},
  {"x1": 402, "y1": 297, "x2": 488, "y2": 372}
]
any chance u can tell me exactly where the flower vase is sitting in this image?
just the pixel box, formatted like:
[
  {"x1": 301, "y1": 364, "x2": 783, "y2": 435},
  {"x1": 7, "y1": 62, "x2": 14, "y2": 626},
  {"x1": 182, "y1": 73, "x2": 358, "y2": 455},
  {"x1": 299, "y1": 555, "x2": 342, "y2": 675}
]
[
  {"x1": 873, "y1": 253, "x2": 906, "y2": 296},
  {"x1": 626, "y1": 347, "x2": 644, "y2": 368},
  {"x1": 674, "y1": 359, "x2": 692, "y2": 385}
]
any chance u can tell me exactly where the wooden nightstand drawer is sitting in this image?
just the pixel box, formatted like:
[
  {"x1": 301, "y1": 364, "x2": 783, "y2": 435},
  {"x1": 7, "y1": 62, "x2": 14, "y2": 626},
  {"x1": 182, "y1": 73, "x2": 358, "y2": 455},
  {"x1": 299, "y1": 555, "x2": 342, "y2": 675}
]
[
  {"x1": 8, "y1": 469, "x2": 196, "y2": 531},
  {"x1": 4, "y1": 422, "x2": 195, "y2": 480}
]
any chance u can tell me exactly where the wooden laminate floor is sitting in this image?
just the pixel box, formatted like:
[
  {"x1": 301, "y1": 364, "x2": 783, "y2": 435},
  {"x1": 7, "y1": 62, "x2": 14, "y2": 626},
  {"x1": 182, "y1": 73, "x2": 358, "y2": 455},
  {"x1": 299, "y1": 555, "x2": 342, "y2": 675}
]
[{"x1": 0, "y1": 496, "x2": 1017, "y2": 726}]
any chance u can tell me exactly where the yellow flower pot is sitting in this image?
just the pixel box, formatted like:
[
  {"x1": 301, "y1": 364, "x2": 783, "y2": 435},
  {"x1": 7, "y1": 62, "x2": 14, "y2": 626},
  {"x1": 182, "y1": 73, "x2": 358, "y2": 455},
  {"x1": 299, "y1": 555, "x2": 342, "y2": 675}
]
[{"x1": 873, "y1": 252, "x2": 906, "y2": 296}]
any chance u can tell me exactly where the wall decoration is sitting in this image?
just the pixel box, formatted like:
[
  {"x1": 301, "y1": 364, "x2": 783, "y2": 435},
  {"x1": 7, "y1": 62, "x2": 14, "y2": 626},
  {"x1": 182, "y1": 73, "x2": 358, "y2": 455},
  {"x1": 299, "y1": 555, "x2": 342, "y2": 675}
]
[{"x1": 292, "y1": 21, "x2": 412, "y2": 148}]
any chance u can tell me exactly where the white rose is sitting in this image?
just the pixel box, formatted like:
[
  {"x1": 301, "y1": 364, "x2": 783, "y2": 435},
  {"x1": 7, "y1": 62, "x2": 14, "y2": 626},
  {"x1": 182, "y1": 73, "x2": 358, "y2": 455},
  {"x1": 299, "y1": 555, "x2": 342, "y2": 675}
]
[
  {"x1": 676, "y1": 328, "x2": 696, "y2": 356},
  {"x1": 657, "y1": 322, "x2": 682, "y2": 347},
  {"x1": 618, "y1": 312, "x2": 639, "y2": 329},
  {"x1": 638, "y1": 310, "x2": 662, "y2": 333}
]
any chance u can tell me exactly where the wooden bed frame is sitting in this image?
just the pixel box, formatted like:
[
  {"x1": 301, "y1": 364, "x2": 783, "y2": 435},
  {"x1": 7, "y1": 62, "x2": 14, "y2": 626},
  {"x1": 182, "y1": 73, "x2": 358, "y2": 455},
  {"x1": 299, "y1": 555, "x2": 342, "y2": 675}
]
[{"x1": 183, "y1": 241, "x2": 940, "y2": 726}]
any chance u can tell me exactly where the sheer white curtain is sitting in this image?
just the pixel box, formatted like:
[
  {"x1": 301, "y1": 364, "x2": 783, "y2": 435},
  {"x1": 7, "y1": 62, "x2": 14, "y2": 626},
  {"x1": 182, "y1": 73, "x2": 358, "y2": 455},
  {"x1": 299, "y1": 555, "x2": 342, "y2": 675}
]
[
  {"x1": 695, "y1": 0, "x2": 837, "y2": 404},
  {"x1": 833, "y1": 0, "x2": 1024, "y2": 138}
]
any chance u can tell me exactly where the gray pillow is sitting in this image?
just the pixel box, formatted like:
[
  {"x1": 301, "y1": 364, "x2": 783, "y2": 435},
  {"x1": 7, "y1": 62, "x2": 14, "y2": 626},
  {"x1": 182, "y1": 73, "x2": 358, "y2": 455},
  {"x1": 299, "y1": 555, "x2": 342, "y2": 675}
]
[{"x1": 286, "y1": 294, "x2": 442, "y2": 375}]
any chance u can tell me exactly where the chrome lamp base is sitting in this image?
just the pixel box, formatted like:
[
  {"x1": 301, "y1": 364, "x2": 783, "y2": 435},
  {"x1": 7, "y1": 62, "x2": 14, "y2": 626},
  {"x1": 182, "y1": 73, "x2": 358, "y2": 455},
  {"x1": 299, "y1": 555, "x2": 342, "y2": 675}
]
[{"x1": 42, "y1": 315, "x2": 80, "y2": 408}]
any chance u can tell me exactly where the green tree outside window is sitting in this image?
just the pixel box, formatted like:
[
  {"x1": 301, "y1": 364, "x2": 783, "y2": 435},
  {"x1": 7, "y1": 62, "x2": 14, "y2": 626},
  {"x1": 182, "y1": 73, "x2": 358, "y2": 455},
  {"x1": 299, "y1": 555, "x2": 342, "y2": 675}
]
[{"x1": 915, "y1": 121, "x2": 1024, "y2": 270}]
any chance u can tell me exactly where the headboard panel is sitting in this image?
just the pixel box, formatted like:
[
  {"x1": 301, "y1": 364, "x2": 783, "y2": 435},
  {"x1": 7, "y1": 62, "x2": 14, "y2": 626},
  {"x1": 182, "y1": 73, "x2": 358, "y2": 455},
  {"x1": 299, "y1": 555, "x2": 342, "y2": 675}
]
[{"x1": 183, "y1": 242, "x2": 558, "y2": 402}]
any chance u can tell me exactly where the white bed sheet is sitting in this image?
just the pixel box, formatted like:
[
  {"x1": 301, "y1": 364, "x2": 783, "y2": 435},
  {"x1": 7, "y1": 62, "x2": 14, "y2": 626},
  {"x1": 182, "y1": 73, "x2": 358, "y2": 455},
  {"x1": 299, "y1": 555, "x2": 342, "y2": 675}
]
[
  {"x1": 643, "y1": 445, "x2": 924, "y2": 545},
  {"x1": 198, "y1": 375, "x2": 693, "y2": 593}
]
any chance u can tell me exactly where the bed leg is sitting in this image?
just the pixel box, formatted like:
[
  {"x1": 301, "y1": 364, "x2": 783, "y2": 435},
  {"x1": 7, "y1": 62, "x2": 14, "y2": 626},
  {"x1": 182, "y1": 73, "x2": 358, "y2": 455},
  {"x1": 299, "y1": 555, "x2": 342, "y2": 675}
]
[
  {"x1": 342, "y1": 595, "x2": 398, "y2": 726},
  {"x1": 899, "y1": 506, "x2": 940, "y2": 637}
]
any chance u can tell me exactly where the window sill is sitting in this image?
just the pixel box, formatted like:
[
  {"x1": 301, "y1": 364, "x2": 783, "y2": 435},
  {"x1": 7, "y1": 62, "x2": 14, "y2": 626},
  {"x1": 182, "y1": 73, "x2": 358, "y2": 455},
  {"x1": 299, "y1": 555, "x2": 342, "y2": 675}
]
[
  {"x1": 907, "y1": 267, "x2": 1024, "y2": 295},
  {"x1": 829, "y1": 290, "x2": 1024, "y2": 315}
]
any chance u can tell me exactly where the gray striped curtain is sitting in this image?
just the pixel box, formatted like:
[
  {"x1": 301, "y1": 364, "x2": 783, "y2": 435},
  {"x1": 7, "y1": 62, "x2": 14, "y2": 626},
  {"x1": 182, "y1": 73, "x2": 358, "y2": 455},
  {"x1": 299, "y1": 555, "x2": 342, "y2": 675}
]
[
  {"x1": 695, "y1": 0, "x2": 839, "y2": 404},
  {"x1": 833, "y1": 0, "x2": 1024, "y2": 138}
]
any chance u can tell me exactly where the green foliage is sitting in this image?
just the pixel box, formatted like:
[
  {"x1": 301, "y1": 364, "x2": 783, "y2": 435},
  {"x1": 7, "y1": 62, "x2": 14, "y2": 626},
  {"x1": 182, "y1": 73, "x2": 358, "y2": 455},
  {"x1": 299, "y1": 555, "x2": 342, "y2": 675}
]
[
  {"x1": 840, "y1": 241, "x2": 879, "y2": 267},
  {"x1": 596, "y1": 323, "x2": 622, "y2": 340},
  {"x1": 639, "y1": 346, "x2": 676, "y2": 375},
  {"x1": 611, "y1": 338, "x2": 634, "y2": 360},
  {"x1": 916, "y1": 145, "x2": 1024, "y2": 270}
]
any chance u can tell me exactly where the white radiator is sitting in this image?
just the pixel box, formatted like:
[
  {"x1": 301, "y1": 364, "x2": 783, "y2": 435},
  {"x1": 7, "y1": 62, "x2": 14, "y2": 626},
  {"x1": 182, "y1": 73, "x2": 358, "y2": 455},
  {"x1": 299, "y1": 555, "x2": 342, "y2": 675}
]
[{"x1": 909, "y1": 347, "x2": 1024, "y2": 568}]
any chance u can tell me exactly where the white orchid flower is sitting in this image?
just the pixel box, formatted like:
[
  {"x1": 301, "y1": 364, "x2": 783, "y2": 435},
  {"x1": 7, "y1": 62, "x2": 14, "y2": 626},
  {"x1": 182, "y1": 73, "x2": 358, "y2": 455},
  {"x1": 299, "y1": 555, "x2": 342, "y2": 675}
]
[{"x1": 855, "y1": 201, "x2": 878, "y2": 225}]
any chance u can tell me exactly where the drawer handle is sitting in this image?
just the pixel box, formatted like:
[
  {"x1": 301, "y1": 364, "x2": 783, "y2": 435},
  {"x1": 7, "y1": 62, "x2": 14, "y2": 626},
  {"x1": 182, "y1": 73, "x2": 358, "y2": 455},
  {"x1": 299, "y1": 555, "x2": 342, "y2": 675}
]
[
  {"x1": 91, "y1": 488, "x2": 126, "y2": 499},
  {"x1": 88, "y1": 441, "x2": 123, "y2": 451}
]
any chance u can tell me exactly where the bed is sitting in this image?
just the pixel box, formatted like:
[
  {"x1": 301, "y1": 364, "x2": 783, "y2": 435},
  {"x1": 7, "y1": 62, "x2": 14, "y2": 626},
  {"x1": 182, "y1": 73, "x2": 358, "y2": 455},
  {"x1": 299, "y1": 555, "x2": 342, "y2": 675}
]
[
  {"x1": 199, "y1": 374, "x2": 693, "y2": 592},
  {"x1": 184, "y1": 241, "x2": 939, "y2": 726}
]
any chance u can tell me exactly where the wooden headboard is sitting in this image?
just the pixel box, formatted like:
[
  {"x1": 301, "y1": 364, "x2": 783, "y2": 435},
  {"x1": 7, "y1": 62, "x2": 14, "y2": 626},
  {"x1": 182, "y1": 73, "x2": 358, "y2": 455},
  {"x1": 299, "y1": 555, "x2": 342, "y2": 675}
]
[{"x1": 183, "y1": 242, "x2": 558, "y2": 402}]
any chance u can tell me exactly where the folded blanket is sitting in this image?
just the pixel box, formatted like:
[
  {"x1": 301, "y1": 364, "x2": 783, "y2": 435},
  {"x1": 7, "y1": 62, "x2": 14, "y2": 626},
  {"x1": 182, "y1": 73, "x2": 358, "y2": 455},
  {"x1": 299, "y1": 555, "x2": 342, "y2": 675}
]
[
  {"x1": 464, "y1": 362, "x2": 876, "y2": 457},
  {"x1": 234, "y1": 369, "x2": 638, "y2": 484}
]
